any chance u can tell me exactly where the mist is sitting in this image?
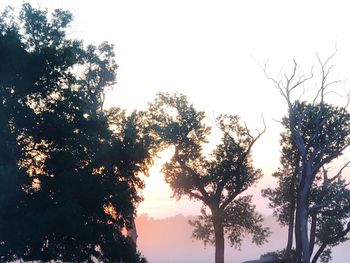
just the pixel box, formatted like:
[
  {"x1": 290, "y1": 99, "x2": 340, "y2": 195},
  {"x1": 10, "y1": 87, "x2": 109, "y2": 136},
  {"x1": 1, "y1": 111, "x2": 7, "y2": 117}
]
[{"x1": 136, "y1": 214, "x2": 350, "y2": 263}]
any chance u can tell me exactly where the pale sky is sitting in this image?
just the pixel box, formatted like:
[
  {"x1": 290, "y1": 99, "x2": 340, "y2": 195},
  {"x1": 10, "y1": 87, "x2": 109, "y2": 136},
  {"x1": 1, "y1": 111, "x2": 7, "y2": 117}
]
[{"x1": 2, "y1": 0, "x2": 350, "y2": 218}]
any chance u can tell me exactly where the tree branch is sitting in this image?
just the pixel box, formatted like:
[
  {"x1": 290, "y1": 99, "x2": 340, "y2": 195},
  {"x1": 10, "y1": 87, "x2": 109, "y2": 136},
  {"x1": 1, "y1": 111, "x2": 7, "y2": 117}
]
[
  {"x1": 174, "y1": 147, "x2": 210, "y2": 202},
  {"x1": 311, "y1": 221, "x2": 350, "y2": 263},
  {"x1": 219, "y1": 187, "x2": 246, "y2": 210},
  {"x1": 214, "y1": 116, "x2": 265, "y2": 203},
  {"x1": 328, "y1": 161, "x2": 350, "y2": 183}
]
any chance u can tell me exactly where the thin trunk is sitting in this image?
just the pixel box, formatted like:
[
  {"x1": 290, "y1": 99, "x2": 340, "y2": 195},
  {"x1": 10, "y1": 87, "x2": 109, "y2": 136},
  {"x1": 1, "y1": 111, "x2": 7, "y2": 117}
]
[
  {"x1": 309, "y1": 213, "x2": 317, "y2": 258},
  {"x1": 286, "y1": 214, "x2": 294, "y2": 262},
  {"x1": 286, "y1": 173, "x2": 296, "y2": 263},
  {"x1": 311, "y1": 243, "x2": 327, "y2": 263},
  {"x1": 300, "y1": 196, "x2": 310, "y2": 263},
  {"x1": 294, "y1": 196, "x2": 302, "y2": 263}
]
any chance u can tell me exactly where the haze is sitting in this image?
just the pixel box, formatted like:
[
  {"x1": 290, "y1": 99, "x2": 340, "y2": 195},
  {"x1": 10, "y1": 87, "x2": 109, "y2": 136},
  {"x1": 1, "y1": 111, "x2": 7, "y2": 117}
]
[
  {"x1": 2, "y1": 1, "x2": 350, "y2": 262},
  {"x1": 135, "y1": 214, "x2": 350, "y2": 263}
]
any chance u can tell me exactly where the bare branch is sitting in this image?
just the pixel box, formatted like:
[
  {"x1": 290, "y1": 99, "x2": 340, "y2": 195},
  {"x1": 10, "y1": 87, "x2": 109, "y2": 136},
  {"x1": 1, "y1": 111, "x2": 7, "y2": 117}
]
[
  {"x1": 272, "y1": 117, "x2": 283, "y2": 125},
  {"x1": 328, "y1": 160, "x2": 350, "y2": 183},
  {"x1": 344, "y1": 90, "x2": 350, "y2": 109},
  {"x1": 261, "y1": 61, "x2": 287, "y2": 101},
  {"x1": 314, "y1": 50, "x2": 338, "y2": 104}
]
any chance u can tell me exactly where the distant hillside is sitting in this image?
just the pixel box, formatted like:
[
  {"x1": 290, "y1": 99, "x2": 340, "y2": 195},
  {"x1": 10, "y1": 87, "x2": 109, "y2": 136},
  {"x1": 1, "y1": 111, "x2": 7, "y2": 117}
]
[{"x1": 135, "y1": 214, "x2": 350, "y2": 263}]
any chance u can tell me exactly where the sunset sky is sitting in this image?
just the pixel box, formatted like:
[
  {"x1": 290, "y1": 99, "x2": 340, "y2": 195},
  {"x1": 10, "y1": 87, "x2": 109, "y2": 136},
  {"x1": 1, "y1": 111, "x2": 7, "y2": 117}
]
[{"x1": 3, "y1": 0, "x2": 350, "y2": 218}]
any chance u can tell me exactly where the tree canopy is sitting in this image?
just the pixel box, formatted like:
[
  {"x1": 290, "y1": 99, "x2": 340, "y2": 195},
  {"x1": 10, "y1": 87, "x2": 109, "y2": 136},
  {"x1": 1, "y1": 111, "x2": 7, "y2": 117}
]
[
  {"x1": 263, "y1": 57, "x2": 350, "y2": 263},
  {"x1": 0, "y1": 4, "x2": 152, "y2": 262},
  {"x1": 149, "y1": 93, "x2": 270, "y2": 263}
]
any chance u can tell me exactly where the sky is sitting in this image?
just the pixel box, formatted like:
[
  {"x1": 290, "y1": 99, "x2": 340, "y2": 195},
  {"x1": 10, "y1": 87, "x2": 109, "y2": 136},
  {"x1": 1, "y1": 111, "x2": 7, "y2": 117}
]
[{"x1": 2, "y1": 0, "x2": 350, "y2": 218}]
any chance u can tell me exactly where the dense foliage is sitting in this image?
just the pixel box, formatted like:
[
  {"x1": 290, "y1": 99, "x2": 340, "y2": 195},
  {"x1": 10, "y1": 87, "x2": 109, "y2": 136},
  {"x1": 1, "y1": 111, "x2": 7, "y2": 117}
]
[{"x1": 0, "y1": 4, "x2": 152, "y2": 262}]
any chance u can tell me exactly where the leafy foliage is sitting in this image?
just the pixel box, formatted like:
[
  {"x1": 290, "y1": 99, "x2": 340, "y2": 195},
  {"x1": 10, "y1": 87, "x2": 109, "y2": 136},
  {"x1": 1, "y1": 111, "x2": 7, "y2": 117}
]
[
  {"x1": 0, "y1": 4, "x2": 151, "y2": 262},
  {"x1": 262, "y1": 101, "x2": 350, "y2": 262},
  {"x1": 149, "y1": 93, "x2": 269, "y2": 263},
  {"x1": 189, "y1": 195, "x2": 269, "y2": 249}
]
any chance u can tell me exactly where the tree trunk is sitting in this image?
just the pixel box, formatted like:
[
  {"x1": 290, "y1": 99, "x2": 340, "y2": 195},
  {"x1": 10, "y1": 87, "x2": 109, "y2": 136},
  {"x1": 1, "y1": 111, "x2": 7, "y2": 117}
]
[
  {"x1": 311, "y1": 243, "x2": 327, "y2": 263},
  {"x1": 296, "y1": 189, "x2": 310, "y2": 263},
  {"x1": 294, "y1": 205, "x2": 302, "y2": 263},
  {"x1": 127, "y1": 217, "x2": 138, "y2": 244},
  {"x1": 294, "y1": 160, "x2": 314, "y2": 263},
  {"x1": 214, "y1": 223, "x2": 225, "y2": 263},
  {"x1": 212, "y1": 210, "x2": 225, "y2": 263},
  {"x1": 286, "y1": 173, "x2": 296, "y2": 263},
  {"x1": 285, "y1": 214, "x2": 294, "y2": 263},
  {"x1": 309, "y1": 213, "x2": 317, "y2": 257}
]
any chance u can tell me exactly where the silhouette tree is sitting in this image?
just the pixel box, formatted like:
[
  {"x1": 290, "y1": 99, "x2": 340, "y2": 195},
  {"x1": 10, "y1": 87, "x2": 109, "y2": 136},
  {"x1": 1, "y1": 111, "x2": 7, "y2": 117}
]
[
  {"x1": 263, "y1": 54, "x2": 350, "y2": 263},
  {"x1": 149, "y1": 93, "x2": 270, "y2": 263},
  {"x1": 263, "y1": 103, "x2": 350, "y2": 263},
  {"x1": 0, "y1": 4, "x2": 152, "y2": 262}
]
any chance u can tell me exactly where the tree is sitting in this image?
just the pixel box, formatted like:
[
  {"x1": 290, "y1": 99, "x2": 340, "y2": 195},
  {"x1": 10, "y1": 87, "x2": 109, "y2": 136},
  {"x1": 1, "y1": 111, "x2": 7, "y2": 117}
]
[
  {"x1": 263, "y1": 103, "x2": 350, "y2": 263},
  {"x1": 263, "y1": 54, "x2": 350, "y2": 263},
  {"x1": 0, "y1": 4, "x2": 153, "y2": 262},
  {"x1": 149, "y1": 93, "x2": 270, "y2": 263}
]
